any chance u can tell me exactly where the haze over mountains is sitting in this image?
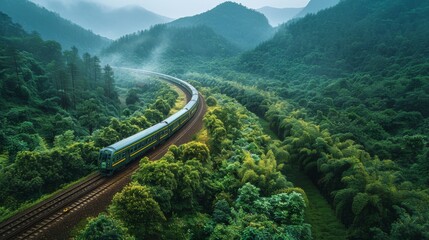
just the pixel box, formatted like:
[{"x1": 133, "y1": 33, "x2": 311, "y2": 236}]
[
  {"x1": 30, "y1": 0, "x2": 172, "y2": 39},
  {"x1": 256, "y1": 7, "x2": 303, "y2": 26},
  {"x1": 294, "y1": 0, "x2": 340, "y2": 18},
  {"x1": 102, "y1": 2, "x2": 275, "y2": 68},
  {"x1": 0, "y1": 0, "x2": 109, "y2": 53}
]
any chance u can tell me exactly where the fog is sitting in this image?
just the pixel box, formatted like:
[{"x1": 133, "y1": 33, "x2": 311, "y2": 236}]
[{"x1": 31, "y1": 0, "x2": 310, "y2": 18}]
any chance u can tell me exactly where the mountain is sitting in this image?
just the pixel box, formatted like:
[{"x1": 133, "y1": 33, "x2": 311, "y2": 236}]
[
  {"x1": 295, "y1": 0, "x2": 340, "y2": 18},
  {"x1": 240, "y1": 0, "x2": 429, "y2": 80},
  {"x1": 240, "y1": 0, "x2": 429, "y2": 177},
  {"x1": 169, "y1": 2, "x2": 274, "y2": 50},
  {"x1": 0, "y1": 0, "x2": 110, "y2": 53},
  {"x1": 257, "y1": 6, "x2": 303, "y2": 26},
  {"x1": 239, "y1": 0, "x2": 429, "y2": 238},
  {"x1": 102, "y1": 24, "x2": 240, "y2": 70},
  {"x1": 32, "y1": 1, "x2": 172, "y2": 39}
]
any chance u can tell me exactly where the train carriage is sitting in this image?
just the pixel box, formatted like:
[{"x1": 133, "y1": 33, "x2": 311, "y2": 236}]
[{"x1": 99, "y1": 71, "x2": 199, "y2": 175}]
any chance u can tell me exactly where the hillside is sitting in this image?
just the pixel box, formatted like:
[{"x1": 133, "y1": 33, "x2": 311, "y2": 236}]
[
  {"x1": 102, "y1": 24, "x2": 240, "y2": 71},
  {"x1": 169, "y1": 2, "x2": 274, "y2": 49},
  {"x1": 0, "y1": 0, "x2": 110, "y2": 53},
  {"x1": 0, "y1": 10, "x2": 118, "y2": 212},
  {"x1": 257, "y1": 6, "x2": 303, "y2": 26},
  {"x1": 240, "y1": 0, "x2": 429, "y2": 151},
  {"x1": 32, "y1": 0, "x2": 172, "y2": 39},
  {"x1": 240, "y1": 0, "x2": 429, "y2": 188},
  {"x1": 295, "y1": 0, "x2": 340, "y2": 18}
]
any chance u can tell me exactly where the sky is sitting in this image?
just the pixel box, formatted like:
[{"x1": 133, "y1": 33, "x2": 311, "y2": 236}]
[{"x1": 31, "y1": 0, "x2": 310, "y2": 18}]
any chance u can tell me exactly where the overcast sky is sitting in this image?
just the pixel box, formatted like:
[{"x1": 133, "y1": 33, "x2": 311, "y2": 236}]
[{"x1": 31, "y1": 0, "x2": 310, "y2": 18}]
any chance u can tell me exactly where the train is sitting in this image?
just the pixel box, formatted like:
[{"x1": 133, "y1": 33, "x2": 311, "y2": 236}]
[{"x1": 98, "y1": 70, "x2": 199, "y2": 175}]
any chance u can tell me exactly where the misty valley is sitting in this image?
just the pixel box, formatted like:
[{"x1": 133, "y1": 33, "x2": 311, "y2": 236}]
[{"x1": 0, "y1": 0, "x2": 428, "y2": 239}]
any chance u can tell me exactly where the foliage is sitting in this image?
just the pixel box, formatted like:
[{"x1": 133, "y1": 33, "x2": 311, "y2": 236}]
[
  {"x1": 0, "y1": 13, "x2": 180, "y2": 218},
  {"x1": 77, "y1": 214, "x2": 134, "y2": 240},
  {"x1": 102, "y1": 24, "x2": 240, "y2": 69},
  {"x1": 81, "y1": 93, "x2": 310, "y2": 239},
  {"x1": 191, "y1": 73, "x2": 429, "y2": 239},
  {"x1": 110, "y1": 184, "x2": 166, "y2": 238},
  {"x1": 0, "y1": 0, "x2": 110, "y2": 53},
  {"x1": 169, "y1": 1, "x2": 274, "y2": 50}
]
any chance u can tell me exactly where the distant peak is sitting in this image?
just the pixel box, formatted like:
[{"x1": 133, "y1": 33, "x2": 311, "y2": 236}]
[{"x1": 215, "y1": 1, "x2": 246, "y2": 9}]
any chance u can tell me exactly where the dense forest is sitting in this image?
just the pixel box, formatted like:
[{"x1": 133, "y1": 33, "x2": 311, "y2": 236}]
[
  {"x1": 96, "y1": 0, "x2": 429, "y2": 238},
  {"x1": 0, "y1": 12, "x2": 181, "y2": 221},
  {"x1": 238, "y1": 0, "x2": 429, "y2": 184},
  {"x1": 169, "y1": 2, "x2": 274, "y2": 50},
  {"x1": 102, "y1": 24, "x2": 240, "y2": 71},
  {"x1": 0, "y1": 0, "x2": 110, "y2": 53},
  {"x1": 1, "y1": 0, "x2": 429, "y2": 239},
  {"x1": 78, "y1": 92, "x2": 312, "y2": 240}
]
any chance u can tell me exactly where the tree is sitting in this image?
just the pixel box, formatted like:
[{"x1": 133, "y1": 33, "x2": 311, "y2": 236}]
[
  {"x1": 236, "y1": 183, "x2": 260, "y2": 213},
  {"x1": 206, "y1": 96, "x2": 218, "y2": 106},
  {"x1": 64, "y1": 47, "x2": 80, "y2": 107},
  {"x1": 154, "y1": 98, "x2": 171, "y2": 116},
  {"x1": 53, "y1": 130, "x2": 75, "y2": 148},
  {"x1": 77, "y1": 214, "x2": 134, "y2": 240},
  {"x1": 110, "y1": 184, "x2": 166, "y2": 238},
  {"x1": 77, "y1": 99, "x2": 102, "y2": 134},
  {"x1": 125, "y1": 88, "x2": 140, "y2": 105},
  {"x1": 213, "y1": 199, "x2": 231, "y2": 224},
  {"x1": 103, "y1": 64, "x2": 118, "y2": 100}
]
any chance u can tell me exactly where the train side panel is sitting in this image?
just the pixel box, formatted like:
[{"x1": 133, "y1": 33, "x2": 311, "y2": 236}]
[{"x1": 98, "y1": 71, "x2": 199, "y2": 175}]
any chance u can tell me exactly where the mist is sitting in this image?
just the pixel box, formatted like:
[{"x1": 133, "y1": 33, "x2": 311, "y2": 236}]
[{"x1": 31, "y1": 0, "x2": 310, "y2": 19}]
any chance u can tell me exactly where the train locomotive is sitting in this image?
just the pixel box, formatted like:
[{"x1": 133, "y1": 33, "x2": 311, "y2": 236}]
[{"x1": 98, "y1": 70, "x2": 199, "y2": 175}]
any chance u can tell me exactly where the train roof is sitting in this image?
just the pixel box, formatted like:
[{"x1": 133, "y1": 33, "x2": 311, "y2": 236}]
[
  {"x1": 164, "y1": 109, "x2": 188, "y2": 123},
  {"x1": 107, "y1": 122, "x2": 168, "y2": 152},
  {"x1": 100, "y1": 69, "x2": 199, "y2": 154}
]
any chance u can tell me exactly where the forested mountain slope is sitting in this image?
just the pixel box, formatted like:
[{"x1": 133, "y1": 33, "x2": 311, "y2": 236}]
[
  {"x1": 239, "y1": 0, "x2": 429, "y2": 170},
  {"x1": 0, "y1": 10, "x2": 120, "y2": 212},
  {"x1": 294, "y1": 0, "x2": 341, "y2": 18},
  {"x1": 257, "y1": 6, "x2": 303, "y2": 26},
  {"x1": 0, "y1": 0, "x2": 110, "y2": 53},
  {"x1": 0, "y1": 12, "x2": 184, "y2": 220},
  {"x1": 102, "y1": 24, "x2": 240, "y2": 71},
  {"x1": 169, "y1": 2, "x2": 274, "y2": 49},
  {"x1": 212, "y1": 1, "x2": 429, "y2": 237},
  {"x1": 33, "y1": 0, "x2": 172, "y2": 39}
]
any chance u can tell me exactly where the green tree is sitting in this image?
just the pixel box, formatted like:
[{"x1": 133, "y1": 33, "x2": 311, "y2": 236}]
[
  {"x1": 77, "y1": 99, "x2": 102, "y2": 134},
  {"x1": 213, "y1": 199, "x2": 231, "y2": 224},
  {"x1": 103, "y1": 64, "x2": 118, "y2": 100},
  {"x1": 236, "y1": 183, "x2": 260, "y2": 213},
  {"x1": 53, "y1": 130, "x2": 75, "y2": 148},
  {"x1": 77, "y1": 214, "x2": 134, "y2": 240},
  {"x1": 110, "y1": 184, "x2": 166, "y2": 238},
  {"x1": 125, "y1": 88, "x2": 140, "y2": 105}
]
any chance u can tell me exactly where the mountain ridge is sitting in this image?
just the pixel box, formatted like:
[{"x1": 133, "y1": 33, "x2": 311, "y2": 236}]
[
  {"x1": 257, "y1": 6, "x2": 303, "y2": 26},
  {"x1": 169, "y1": 2, "x2": 274, "y2": 50},
  {"x1": 31, "y1": 0, "x2": 172, "y2": 39},
  {"x1": 0, "y1": 0, "x2": 110, "y2": 53},
  {"x1": 295, "y1": 0, "x2": 341, "y2": 18}
]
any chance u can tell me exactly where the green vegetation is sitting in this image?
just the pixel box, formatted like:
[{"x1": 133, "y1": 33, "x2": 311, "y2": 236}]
[
  {"x1": 0, "y1": 12, "x2": 181, "y2": 221},
  {"x1": 238, "y1": 0, "x2": 429, "y2": 175},
  {"x1": 169, "y1": 1, "x2": 274, "y2": 50},
  {"x1": 102, "y1": 24, "x2": 240, "y2": 71},
  {"x1": 0, "y1": 0, "x2": 110, "y2": 53},
  {"x1": 79, "y1": 93, "x2": 312, "y2": 239},
  {"x1": 3, "y1": 0, "x2": 429, "y2": 239},
  {"x1": 188, "y1": 72, "x2": 429, "y2": 239}
]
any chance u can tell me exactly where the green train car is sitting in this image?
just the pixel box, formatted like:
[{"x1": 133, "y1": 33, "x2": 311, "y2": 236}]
[{"x1": 98, "y1": 70, "x2": 199, "y2": 175}]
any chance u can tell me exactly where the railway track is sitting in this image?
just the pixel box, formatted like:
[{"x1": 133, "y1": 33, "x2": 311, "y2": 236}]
[
  {"x1": 0, "y1": 72, "x2": 206, "y2": 240},
  {"x1": 0, "y1": 173, "x2": 105, "y2": 239}
]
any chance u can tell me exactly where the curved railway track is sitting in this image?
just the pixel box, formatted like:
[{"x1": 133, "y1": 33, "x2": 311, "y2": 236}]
[{"x1": 0, "y1": 71, "x2": 206, "y2": 240}]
